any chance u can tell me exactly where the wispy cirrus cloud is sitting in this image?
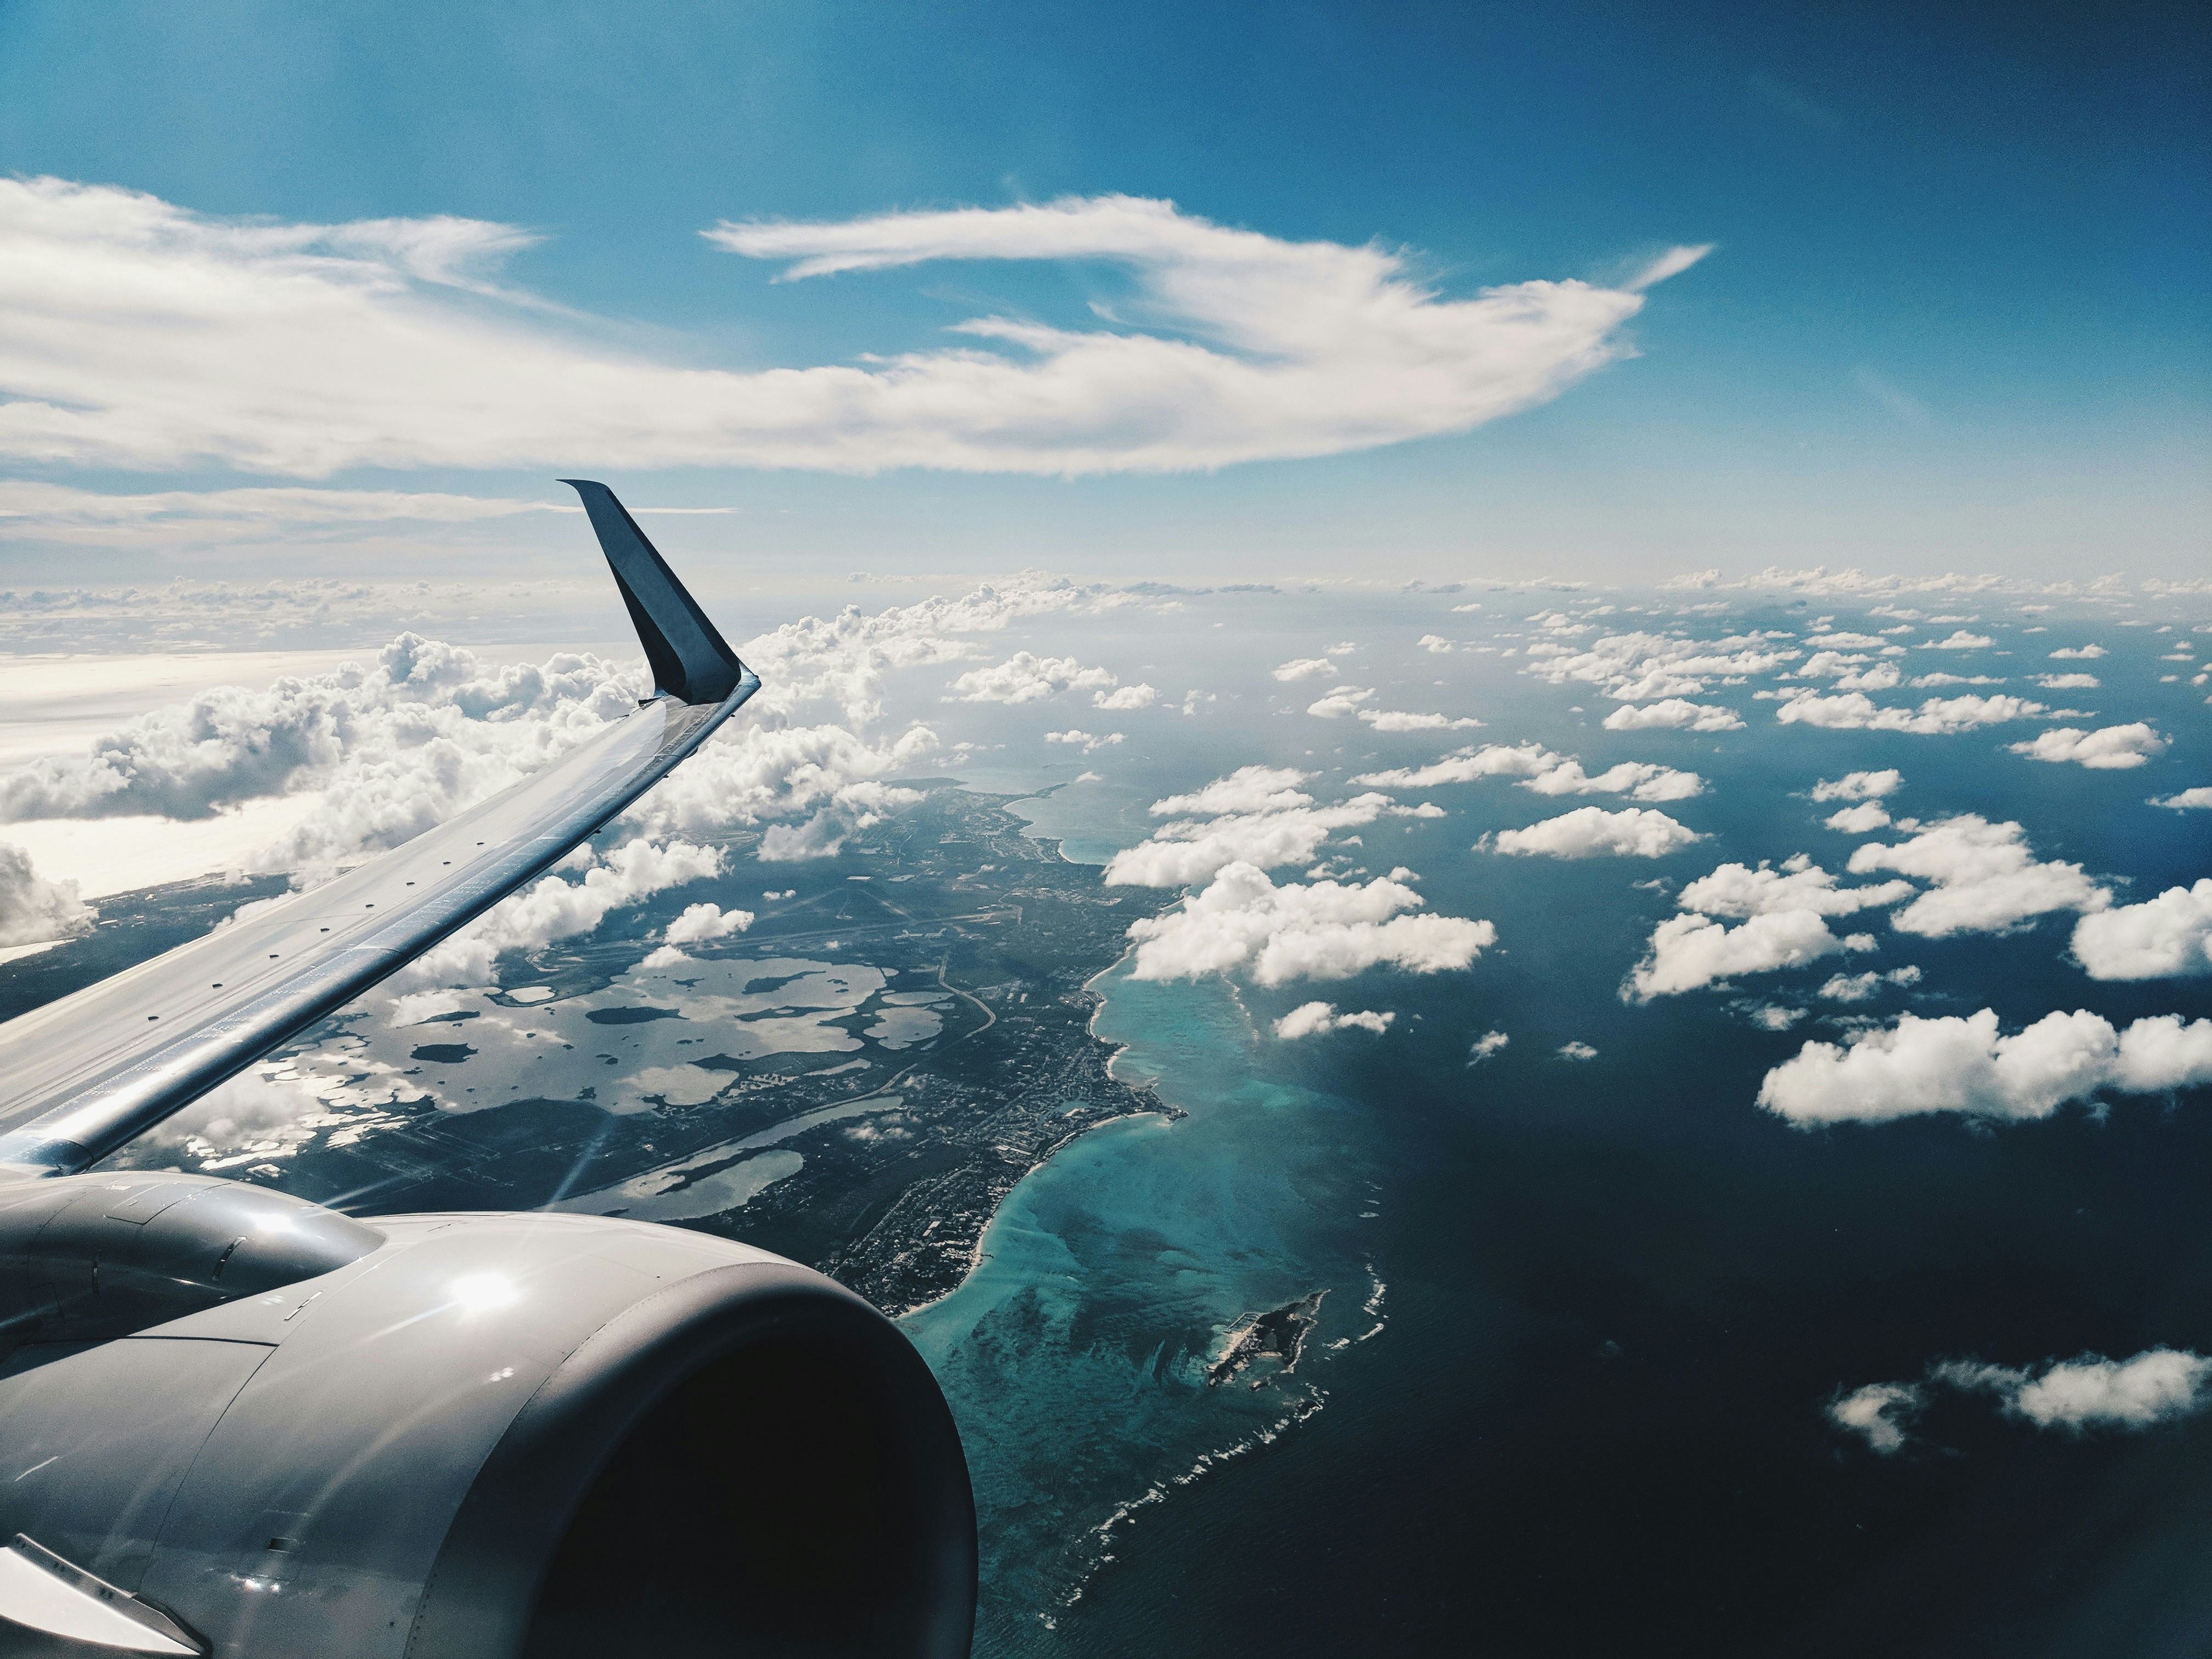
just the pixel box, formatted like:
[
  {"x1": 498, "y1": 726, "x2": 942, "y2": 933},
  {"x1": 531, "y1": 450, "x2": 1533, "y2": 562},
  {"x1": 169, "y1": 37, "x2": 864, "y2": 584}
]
[{"x1": 0, "y1": 179, "x2": 1704, "y2": 481}]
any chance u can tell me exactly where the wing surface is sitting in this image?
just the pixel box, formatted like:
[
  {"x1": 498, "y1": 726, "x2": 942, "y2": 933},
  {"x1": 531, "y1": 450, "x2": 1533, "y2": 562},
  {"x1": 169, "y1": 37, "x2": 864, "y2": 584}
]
[{"x1": 0, "y1": 483, "x2": 755, "y2": 1180}]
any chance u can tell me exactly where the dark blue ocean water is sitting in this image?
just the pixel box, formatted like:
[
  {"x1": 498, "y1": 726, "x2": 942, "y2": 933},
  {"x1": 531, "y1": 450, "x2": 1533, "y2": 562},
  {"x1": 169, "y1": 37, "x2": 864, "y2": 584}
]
[{"x1": 902, "y1": 592, "x2": 2212, "y2": 1656}]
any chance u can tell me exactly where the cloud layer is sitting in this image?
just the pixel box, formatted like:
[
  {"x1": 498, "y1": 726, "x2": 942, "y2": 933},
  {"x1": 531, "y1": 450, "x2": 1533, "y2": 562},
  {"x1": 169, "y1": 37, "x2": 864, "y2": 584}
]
[{"x1": 2, "y1": 180, "x2": 1696, "y2": 478}]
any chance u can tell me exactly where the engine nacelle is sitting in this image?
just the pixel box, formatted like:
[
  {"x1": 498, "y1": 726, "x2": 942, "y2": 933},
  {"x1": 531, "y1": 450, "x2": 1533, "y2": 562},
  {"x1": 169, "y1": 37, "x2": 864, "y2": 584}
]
[{"x1": 0, "y1": 1175, "x2": 975, "y2": 1658}]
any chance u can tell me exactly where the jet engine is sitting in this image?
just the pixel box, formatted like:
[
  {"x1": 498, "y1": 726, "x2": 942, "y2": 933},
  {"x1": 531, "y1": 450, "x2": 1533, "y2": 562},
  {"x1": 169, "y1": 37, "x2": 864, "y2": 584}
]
[{"x1": 0, "y1": 1173, "x2": 976, "y2": 1658}]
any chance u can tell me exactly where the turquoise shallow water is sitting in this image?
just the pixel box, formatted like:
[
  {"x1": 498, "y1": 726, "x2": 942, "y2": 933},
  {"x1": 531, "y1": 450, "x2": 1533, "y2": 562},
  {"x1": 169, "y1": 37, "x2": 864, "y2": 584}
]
[{"x1": 903, "y1": 963, "x2": 1383, "y2": 1654}]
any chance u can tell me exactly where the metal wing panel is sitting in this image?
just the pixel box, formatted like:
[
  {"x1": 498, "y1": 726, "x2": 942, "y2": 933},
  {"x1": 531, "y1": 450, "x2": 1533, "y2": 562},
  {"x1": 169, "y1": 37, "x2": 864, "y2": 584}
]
[{"x1": 0, "y1": 675, "x2": 755, "y2": 1178}]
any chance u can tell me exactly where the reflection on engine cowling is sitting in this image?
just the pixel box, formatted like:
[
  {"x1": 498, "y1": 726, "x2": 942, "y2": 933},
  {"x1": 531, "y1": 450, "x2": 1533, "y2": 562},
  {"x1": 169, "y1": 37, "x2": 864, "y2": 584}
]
[{"x1": 0, "y1": 1187, "x2": 976, "y2": 1658}]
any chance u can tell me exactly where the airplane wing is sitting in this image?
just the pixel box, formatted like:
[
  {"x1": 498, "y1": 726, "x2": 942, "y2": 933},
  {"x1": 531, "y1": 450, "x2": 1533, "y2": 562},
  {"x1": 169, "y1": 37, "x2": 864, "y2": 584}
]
[
  {"x1": 0, "y1": 480, "x2": 759, "y2": 1181},
  {"x1": 0, "y1": 482, "x2": 977, "y2": 1659}
]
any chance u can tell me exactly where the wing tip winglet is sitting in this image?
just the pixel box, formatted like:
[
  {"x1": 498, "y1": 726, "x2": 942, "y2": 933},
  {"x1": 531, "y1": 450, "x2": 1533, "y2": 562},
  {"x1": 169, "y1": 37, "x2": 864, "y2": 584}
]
[{"x1": 561, "y1": 479, "x2": 748, "y2": 706}]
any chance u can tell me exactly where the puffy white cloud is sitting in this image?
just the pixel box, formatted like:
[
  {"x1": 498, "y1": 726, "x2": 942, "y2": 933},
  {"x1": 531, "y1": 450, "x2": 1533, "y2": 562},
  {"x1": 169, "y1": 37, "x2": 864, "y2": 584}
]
[
  {"x1": 2070, "y1": 881, "x2": 2212, "y2": 980},
  {"x1": 1149, "y1": 765, "x2": 1311, "y2": 818},
  {"x1": 1843, "y1": 1349, "x2": 2212, "y2": 1452},
  {"x1": 1754, "y1": 1007, "x2": 2212, "y2": 1126},
  {"x1": 1818, "y1": 965, "x2": 1922, "y2": 1002},
  {"x1": 1273, "y1": 1001, "x2": 1396, "y2": 1038},
  {"x1": 1830, "y1": 1382, "x2": 1922, "y2": 1454},
  {"x1": 1624, "y1": 910, "x2": 1871, "y2": 1001},
  {"x1": 1825, "y1": 802, "x2": 1892, "y2": 833},
  {"x1": 1485, "y1": 806, "x2": 1702, "y2": 860},
  {"x1": 1272, "y1": 657, "x2": 1336, "y2": 682},
  {"x1": 1306, "y1": 685, "x2": 1374, "y2": 718},
  {"x1": 1920, "y1": 630, "x2": 1994, "y2": 650},
  {"x1": 2035, "y1": 672, "x2": 2100, "y2": 690},
  {"x1": 1804, "y1": 632, "x2": 1889, "y2": 651},
  {"x1": 1520, "y1": 759, "x2": 1703, "y2": 802},
  {"x1": 1774, "y1": 690, "x2": 2047, "y2": 734},
  {"x1": 1356, "y1": 707, "x2": 1483, "y2": 732},
  {"x1": 1126, "y1": 861, "x2": 1494, "y2": 986},
  {"x1": 1, "y1": 181, "x2": 1691, "y2": 479},
  {"x1": 2049, "y1": 645, "x2": 2107, "y2": 659},
  {"x1": 1677, "y1": 856, "x2": 1914, "y2": 918},
  {"x1": 1046, "y1": 729, "x2": 1124, "y2": 753},
  {"x1": 623, "y1": 722, "x2": 935, "y2": 861},
  {"x1": 1092, "y1": 682, "x2": 1157, "y2": 711},
  {"x1": 1354, "y1": 742, "x2": 1557, "y2": 788},
  {"x1": 1417, "y1": 635, "x2": 1455, "y2": 655},
  {"x1": 400, "y1": 837, "x2": 722, "y2": 986},
  {"x1": 944, "y1": 651, "x2": 1117, "y2": 704},
  {"x1": 1467, "y1": 1030, "x2": 1510, "y2": 1064},
  {"x1": 2008, "y1": 723, "x2": 2169, "y2": 770},
  {"x1": 1812, "y1": 770, "x2": 1904, "y2": 803},
  {"x1": 1104, "y1": 792, "x2": 1415, "y2": 888},
  {"x1": 2151, "y1": 787, "x2": 2212, "y2": 810},
  {"x1": 1601, "y1": 699, "x2": 1744, "y2": 732},
  {"x1": 1556, "y1": 1041, "x2": 1599, "y2": 1062},
  {"x1": 1522, "y1": 629, "x2": 1802, "y2": 702},
  {"x1": 1938, "y1": 1350, "x2": 2212, "y2": 1431},
  {"x1": 1847, "y1": 815, "x2": 2107, "y2": 937},
  {"x1": 664, "y1": 901, "x2": 754, "y2": 945},
  {"x1": 0, "y1": 840, "x2": 90, "y2": 946},
  {"x1": 1353, "y1": 741, "x2": 1698, "y2": 801}
]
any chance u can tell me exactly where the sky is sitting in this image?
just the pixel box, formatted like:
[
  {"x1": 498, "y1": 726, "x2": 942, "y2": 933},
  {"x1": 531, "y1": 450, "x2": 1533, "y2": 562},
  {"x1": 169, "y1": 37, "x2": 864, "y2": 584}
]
[{"x1": 0, "y1": 0, "x2": 2205, "y2": 589}]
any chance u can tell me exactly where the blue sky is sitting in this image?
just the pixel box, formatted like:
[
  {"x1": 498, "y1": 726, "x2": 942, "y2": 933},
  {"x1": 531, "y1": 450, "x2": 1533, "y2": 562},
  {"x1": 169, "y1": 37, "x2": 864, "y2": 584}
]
[{"x1": 0, "y1": 0, "x2": 2204, "y2": 585}]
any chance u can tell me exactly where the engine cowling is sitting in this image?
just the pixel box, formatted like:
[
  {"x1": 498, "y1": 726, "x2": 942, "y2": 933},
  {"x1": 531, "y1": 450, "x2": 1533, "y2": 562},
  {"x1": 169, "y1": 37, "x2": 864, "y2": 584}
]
[{"x1": 0, "y1": 1175, "x2": 975, "y2": 1658}]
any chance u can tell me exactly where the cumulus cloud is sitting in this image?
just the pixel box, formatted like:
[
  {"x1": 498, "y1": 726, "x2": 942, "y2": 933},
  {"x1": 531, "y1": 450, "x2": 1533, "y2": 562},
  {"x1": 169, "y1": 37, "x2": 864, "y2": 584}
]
[
  {"x1": 1149, "y1": 765, "x2": 1311, "y2": 818},
  {"x1": 2070, "y1": 881, "x2": 2212, "y2": 980},
  {"x1": 1354, "y1": 741, "x2": 1699, "y2": 801},
  {"x1": 1273, "y1": 1001, "x2": 1396, "y2": 1038},
  {"x1": 1774, "y1": 690, "x2": 2047, "y2": 735},
  {"x1": 1306, "y1": 685, "x2": 1374, "y2": 718},
  {"x1": 1829, "y1": 1382, "x2": 1922, "y2": 1454},
  {"x1": 1677, "y1": 855, "x2": 1912, "y2": 919},
  {"x1": 1357, "y1": 707, "x2": 1483, "y2": 732},
  {"x1": 1105, "y1": 791, "x2": 1426, "y2": 888},
  {"x1": 1521, "y1": 627, "x2": 1801, "y2": 702},
  {"x1": 1484, "y1": 806, "x2": 1702, "y2": 859},
  {"x1": 1754, "y1": 1007, "x2": 2212, "y2": 1126},
  {"x1": 1468, "y1": 1030, "x2": 1510, "y2": 1065},
  {"x1": 2049, "y1": 645, "x2": 2106, "y2": 660},
  {"x1": 1601, "y1": 698, "x2": 1744, "y2": 732},
  {"x1": 1355, "y1": 742, "x2": 1557, "y2": 788},
  {"x1": 664, "y1": 901, "x2": 754, "y2": 945},
  {"x1": 1818, "y1": 965, "x2": 1921, "y2": 1002},
  {"x1": 2035, "y1": 672, "x2": 2100, "y2": 690},
  {"x1": 1847, "y1": 815, "x2": 2107, "y2": 937},
  {"x1": 1, "y1": 180, "x2": 1696, "y2": 479},
  {"x1": 0, "y1": 840, "x2": 91, "y2": 946},
  {"x1": 1417, "y1": 635, "x2": 1455, "y2": 654},
  {"x1": 1919, "y1": 630, "x2": 1994, "y2": 651},
  {"x1": 1811, "y1": 770, "x2": 1901, "y2": 802},
  {"x1": 1520, "y1": 759, "x2": 1703, "y2": 802},
  {"x1": 1272, "y1": 658, "x2": 1337, "y2": 682},
  {"x1": 1836, "y1": 1349, "x2": 2212, "y2": 1453},
  {"x1": 1557, "y1": 1041, "x2": 1599, "y2": 1062},
  {"x1": 2151, "y1": 787, "x2": 2212, "y2": 810},
  {"x1": 1824, "y1": 803, "x2": 1891, "y2": 833},
  {"x1": 944, "y1": 651, "x2": 1117, "y2": 704},
  {"x1": 1092, "y1": 682, "x2": 1157, "y2": 711},
  {"x1": 2008, "y1": 723, "x2": 2169, "y2": 770},
  {"x1": 1624, "y1": 911, "x2": 1872, "y2": 1001},
  {"x1": 1126, "y1": 861, "x2": 1494, "y2": 986},
  {"x1": 1046, "y1": 729, "x2": 1124, "y2": 753},
  {"x1": 400, "y1": 837, "x2": 722, "y2": 986},
  {"x1": 1938, "y1": 1349, "x2": 2212, "y2": 1432}
]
